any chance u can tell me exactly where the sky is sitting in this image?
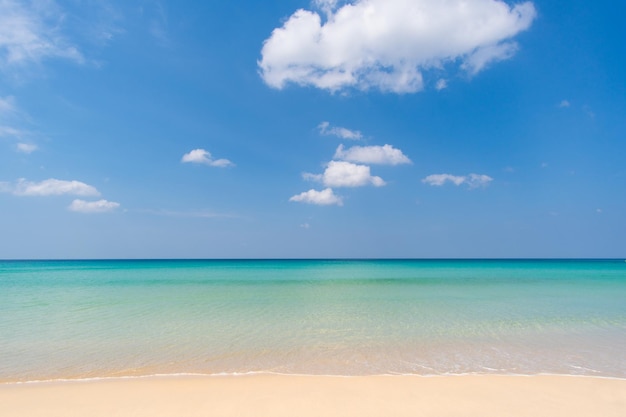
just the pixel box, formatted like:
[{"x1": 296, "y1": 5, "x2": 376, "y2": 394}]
[{"x1": 0, "y1": 0, "x2": 624, "y2": 259}]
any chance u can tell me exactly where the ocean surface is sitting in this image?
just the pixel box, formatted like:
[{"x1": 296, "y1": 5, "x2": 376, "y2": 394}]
[{"x1": 1, "y1": 259, "x2": 624, "y2": 382}]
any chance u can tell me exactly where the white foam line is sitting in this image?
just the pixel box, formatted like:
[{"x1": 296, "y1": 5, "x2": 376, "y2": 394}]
[{"x1": 2, "y1": 371, "x2": 625, "y2": 386}]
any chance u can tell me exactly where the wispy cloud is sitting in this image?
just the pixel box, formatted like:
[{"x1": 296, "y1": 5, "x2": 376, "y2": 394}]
[
  {"x1": 15, "y1": 142, "x2": 38, "y2": 153},
  {"x1": 318, "y1": 121, "x2": 362, "y2": 140},
  {"x1": 435, "y1": 79, "x2": 448, "y2": 91},
  {"x1": 305, "y1": 161, "x2": 385, "y2": 188},
  {"x1": 558, "y1": 99, "x2": 571, "y2": 108},
  {"x1": 0, "y1": 0, "x2": 83, "y2": 69},
  {"x1": 422, "y1": 173, "x2": 493, "y2": 188},
  {"x1": 1, "y1": 96, "x2": 40, "y2": 153},
  {"x1": 334, "y1": 144, "x2": 411, "y2": 165},
  {"x1": 181, "y1": 149, "x2": 234, "y2": 168},
  {"x1": 289, "y1": 188, "x2": 343, "y2": 206},
  {"x1": 136, "y1": 209, "x2": 241, "y2": 219},
  {"x1": 259, "y1": 0, "x2": 536, "y2": 93},
  {"x1": 0, "y1": 95, "x2": 16, "y2": 114},
  {"x1": 68, "y1": 199, "x2": 120, "y2": 213},
  {"x1": 1, "y1": 178, "x2": 101, "y2": 196},
  {"x1": 0, "y1": 96, "x2": 23, "y2": 140},
  {"x1": 146, "y1": 1, "x2": 170, "y2": 46}
]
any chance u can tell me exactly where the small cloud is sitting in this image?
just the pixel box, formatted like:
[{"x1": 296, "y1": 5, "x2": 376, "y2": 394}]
[
  {"x1": 422, "y1": 173, "x2": 493, "y2": 188},
  {"x1": 68, "y1": 199, "x2": 120, "y2": 213},
  {"x1": 305, "y1": 160, "x2": 385, "y2": 188},
  {"x1": 422, "y1": 174, "x2": 466, "y2": 186},
  {"x1": 504, "y1": 166, "x2": 515, "y2": 173},
  {"x1": 558, "y1": 100, "x2": 570, "y2": 108},
  {"x1": 435, "y1": 79, "x2": 448, "y2": 90},
  {"x1": 16, "y1": 143, "x2": 38, "y2": 153},
  {"x1": 334, "y1": 144, "x2": 411, "y2": 165},
  {"x1": 6, "y1": 178, "x2": 100, "y2": 196},
  {"x1": 583, "y1": 105, "x2": 595, "y2": 119},
  {"x1": 318, "y1": 121, "x2": 363, "y2": 140},
  {"x1": 541, "y1": 162, "x2": 548, "y2": 168},
  {"x1": 302, "y1": 172, "x2": 323, "y2": 182},
  {"x1": 181, "y1": 149, "x2": 234, "y2": 168},
  {"x1": 596, "y1": 208, "x2": 602, "y2": 214},
  {"x1": 289, "y1": 188, "x2": 343, "y2": 206},
  {"x1": 466, "y1": 173, "x2": 493, "y2": 188},
  {"x1": 300, "y1": 222, "x2": 311, "y2": 229}
]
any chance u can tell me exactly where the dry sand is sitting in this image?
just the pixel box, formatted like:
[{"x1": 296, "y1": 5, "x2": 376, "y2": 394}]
[{"x1": 1, "y1": 374, "x2": 625, "y2": 417}]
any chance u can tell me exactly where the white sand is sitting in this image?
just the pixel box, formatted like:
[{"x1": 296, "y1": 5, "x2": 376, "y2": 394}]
[{"x1": 1, "y1": 374, "x2": 625, "y2": 417}]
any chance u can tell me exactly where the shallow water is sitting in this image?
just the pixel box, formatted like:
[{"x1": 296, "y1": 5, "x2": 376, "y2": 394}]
[{"x1": 1, "y1": 259, "x2": 625, "y2": 382}]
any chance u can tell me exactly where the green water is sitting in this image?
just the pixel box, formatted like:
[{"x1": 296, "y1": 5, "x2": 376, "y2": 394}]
[{"x1": 1, "y1": 259, "x2": 625, "y2": 382}]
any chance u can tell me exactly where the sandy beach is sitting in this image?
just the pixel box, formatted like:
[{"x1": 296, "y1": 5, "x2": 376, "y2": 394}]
[{"x1": 1, "y1": 374, "x2": 624, "y2": 417}]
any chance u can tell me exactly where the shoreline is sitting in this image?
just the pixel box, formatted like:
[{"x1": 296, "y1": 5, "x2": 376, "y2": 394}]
[
  {"x1": 3, "y1": 370, "x2": 626, "y2": 386},
  {"x1": 2, "y1": 374, "x2": 625, "y2": 417}
]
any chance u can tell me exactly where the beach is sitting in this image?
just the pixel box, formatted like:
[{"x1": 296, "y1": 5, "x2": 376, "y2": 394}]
[
  {"x1": 2, "y1": 374, "x2": 625, "y2": 417},
  {"x1": 1, "y1": 260, "x2": 625, "y2": 415}
]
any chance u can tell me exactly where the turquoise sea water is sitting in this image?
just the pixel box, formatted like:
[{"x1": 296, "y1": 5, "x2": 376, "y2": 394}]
[{"x1": 1, "y1": 259, "x2": 625, "y2": 382}]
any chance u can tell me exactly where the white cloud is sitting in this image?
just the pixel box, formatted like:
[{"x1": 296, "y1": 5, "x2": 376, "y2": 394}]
[
  {"x1": 259, "y1": 0, "x2": 536, "y2": 93},
  {"x1": 422, "y1": 173, "x2": 493, "y2": 188},
  {"x1": 7, "y1": 178, "x2": 100, "y2": 196},
  {"x1": 318, "y1": 121, "x2": 362, "y2": 140},
  {"x1": 181, "y1": 149, "x2": 234, "y2": 168},
  {"x1": 68, "y1": 199, "x2": 120, "y2": 213},
  {"x1": 0, "y1": 126, "x2": 24, "y2": 138},
  {"x1": 306, "y1": 160, "x2": 385, "y2": 187},
  {"x1": 422, "y1": 174, "x2": 466, "y2": 186},
  {"x1": 334, "y1": 144, "x2": 411, "y2": 165},
  {"x1": 559, "y1": 100, "x2": 571, "y2": 108},
  {"x1": 0, "y1": 0, "x2": 83, "y2": 68},
  {"x1": 466, "y1": 173, "x2": 493, "y2": 188},
  {"x1": 289, "y1": 188, "x2": 343, "y2": 206},
  {"x1": 16, "y1": 142, "x2": 38, "y2": 153},
  {"x1": 435, "y1": 79, "x2": 448, "y2": 91}
]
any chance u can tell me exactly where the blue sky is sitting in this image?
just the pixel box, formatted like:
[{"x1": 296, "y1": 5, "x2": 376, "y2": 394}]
[{"x1": 0, "y1": 0, "x2": 624, "y2": 259}]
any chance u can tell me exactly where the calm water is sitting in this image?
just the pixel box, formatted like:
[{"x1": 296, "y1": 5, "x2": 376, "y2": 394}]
[{"x1": 1, "y1": 259, "x2": 625, "y2": 382}]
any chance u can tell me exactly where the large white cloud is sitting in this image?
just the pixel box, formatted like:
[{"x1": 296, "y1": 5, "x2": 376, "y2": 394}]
[
  {"x1": 305, "y1": 160, "x2": 385, "y2": 187},
  {"x1": 334, "y1": 144, "x2": 411, "y2": 165},
  {"x1": 0, "y1": 0, "x2": 83, "y2": 67},
  {"x1": 68, "y1": 199, "x2": 120, "y2": 213},
  {"x1": 181, "y1": 149, "x2": 234, "y2": 168},
  {"x1": 289, "y1": 188, "x2": 343, "y2": 206},
  {"x1": 6, "y1": 178, "x2": 101, "y2": 196},
  {"x1": 259, "y1": 0, "x2": 536, "y2": 93},
  {"x1": 422, "y1": 173, "x2": 493, "y2": 188}
]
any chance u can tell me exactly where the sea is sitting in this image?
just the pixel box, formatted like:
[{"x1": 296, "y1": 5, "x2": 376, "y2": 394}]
[{"x1": 1, "y1": 259, "x2": 624, "y2": 383}]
